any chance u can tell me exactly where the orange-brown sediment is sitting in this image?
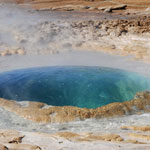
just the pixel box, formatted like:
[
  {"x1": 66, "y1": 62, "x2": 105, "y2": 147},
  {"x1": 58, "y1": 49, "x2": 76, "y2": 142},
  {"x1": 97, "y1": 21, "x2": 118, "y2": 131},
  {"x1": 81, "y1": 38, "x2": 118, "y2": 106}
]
[{"x1": 0, "y1": 91, "x2": 149, "y2": 123}]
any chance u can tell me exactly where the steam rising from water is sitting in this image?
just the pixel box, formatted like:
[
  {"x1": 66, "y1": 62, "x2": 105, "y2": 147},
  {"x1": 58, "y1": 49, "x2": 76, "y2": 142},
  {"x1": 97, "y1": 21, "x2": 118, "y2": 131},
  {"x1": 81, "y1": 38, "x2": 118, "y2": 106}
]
[{"x1": 0, "y1": 3, "x2": 78, "y2": 55}]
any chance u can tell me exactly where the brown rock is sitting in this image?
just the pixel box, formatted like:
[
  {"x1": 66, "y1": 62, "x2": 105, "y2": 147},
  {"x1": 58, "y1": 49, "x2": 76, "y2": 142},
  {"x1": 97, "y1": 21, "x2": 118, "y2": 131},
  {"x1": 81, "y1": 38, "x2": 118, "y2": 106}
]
[
  {"x1": 80, "y1": 134, "x2": 124, "y2": 142},
  {"x1": 16, "y1": 49, "x2": 25, "y2": 55},
  {"x1": 123, "y1": 139, "x2": 146, "y2": 144},
  {"x1": 0, "y1": 48, "x2": 25, "y2": 57},
  {"x1": 0, "y1": 144, "x2": 8, "y2": 150},
  {"x1": 5, "y1": 144, "x2": 41, "y2": 150},
  {"x1": 111, "y1": 5, "x2": 127, "y2": 11},
  {"x1": 121, "y1": 126, "x2": 150, "y2": 132},
  {"x1": 53, "y1": 132, "x2": 124, "y2": 142},
  {"x1": 0, "y1": 129, "x2": 24, "y2": 144},
  {"x1": 54, "y1": 132, "x2": 80, "y2": 140},
  {"x1": 128, "y1": 133, "x2": 150, "y2": 141},
  {"x1": 9, "y1": 135, "x2": 25, "y2": 144}
]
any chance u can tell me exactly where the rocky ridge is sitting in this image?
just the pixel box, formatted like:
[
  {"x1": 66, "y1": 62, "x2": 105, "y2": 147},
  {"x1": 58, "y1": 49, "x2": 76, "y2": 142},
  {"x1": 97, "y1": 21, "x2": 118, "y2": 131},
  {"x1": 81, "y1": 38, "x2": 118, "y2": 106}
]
[
  {"x1": 0, "y1": 10, "x2": 150, "y2": 62},
  {"x1": 0, "y1": 91, "x2": 149, "y2": 123},
  {"x1": 10, "y1": 0, "x2": 150, "y2": 13}
]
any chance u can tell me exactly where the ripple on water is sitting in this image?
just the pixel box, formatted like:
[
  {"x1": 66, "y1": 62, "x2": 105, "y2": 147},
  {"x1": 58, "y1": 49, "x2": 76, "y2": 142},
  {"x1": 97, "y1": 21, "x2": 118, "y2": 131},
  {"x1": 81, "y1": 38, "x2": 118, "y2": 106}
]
[{"x1": 0, "y1": 66, "x2": 150, "y2": 108}]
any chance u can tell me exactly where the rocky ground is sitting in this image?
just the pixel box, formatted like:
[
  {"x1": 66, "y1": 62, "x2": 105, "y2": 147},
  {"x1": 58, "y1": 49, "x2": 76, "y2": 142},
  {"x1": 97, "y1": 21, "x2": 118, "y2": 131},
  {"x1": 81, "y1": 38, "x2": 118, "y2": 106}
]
[
  {"x1": 1, "y1": 2, "x2": 150, "y2": 62},
  {"x1": 8, "y1": 0, "x2": 150, "y2": 13},
  {"x1": 1, "y1": 92, "x2": 150, "y2": 149},
  {"x1": 0, "y1": 0, "x2": 150, "y2": 150}
]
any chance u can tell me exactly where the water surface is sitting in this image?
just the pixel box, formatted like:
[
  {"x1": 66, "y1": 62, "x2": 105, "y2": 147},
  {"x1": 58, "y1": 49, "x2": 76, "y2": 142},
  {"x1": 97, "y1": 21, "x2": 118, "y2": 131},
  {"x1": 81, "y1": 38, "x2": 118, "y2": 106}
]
[{"x1": 0, "y1": 66, "x2": 149, "y2": 108}]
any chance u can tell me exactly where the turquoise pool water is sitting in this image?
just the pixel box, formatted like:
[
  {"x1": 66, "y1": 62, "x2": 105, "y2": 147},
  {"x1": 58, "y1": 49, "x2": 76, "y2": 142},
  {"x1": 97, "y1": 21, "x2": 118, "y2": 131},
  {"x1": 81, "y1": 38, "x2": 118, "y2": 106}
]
[{"x1": 0, "y1": 66, "x2": 149, "y2": 108}]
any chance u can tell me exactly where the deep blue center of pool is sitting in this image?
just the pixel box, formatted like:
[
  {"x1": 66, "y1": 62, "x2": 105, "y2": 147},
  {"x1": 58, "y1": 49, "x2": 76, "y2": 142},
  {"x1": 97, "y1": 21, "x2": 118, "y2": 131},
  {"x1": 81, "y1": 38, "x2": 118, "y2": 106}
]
[{"x1": 0, "y1": 66, "x2": 149, "y2": 108}]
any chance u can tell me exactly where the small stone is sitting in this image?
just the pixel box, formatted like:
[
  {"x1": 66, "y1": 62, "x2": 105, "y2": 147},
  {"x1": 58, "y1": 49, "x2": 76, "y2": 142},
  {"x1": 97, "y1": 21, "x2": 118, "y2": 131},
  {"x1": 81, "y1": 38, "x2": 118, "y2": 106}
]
[
  {"x1": 146, "y1": 8, "x2": 150, "y2": 11},
  {"x1": 97, "y1": 7, "x2": 106, "y2": 11},
  {"x1": 16, "y1": 49, "x2": 26, "y2": 55},
  {"x1": 0, "y1": 144, "x2": 8, "y2": 150},
  {"x1": 9, "y1": 136, "x2": 25, "y2": 144},
  {"x1": 84, "y1": 6, "x2": 90, "y2": 9},
  {"x1": 58, "y1": 141, "x2": 63, "y2": 144},
  {"x1": 6, "y1": 144, "x2": 42, "y2": 150},
  {"x1": 38, "y1": 8, "x2": 51, "y2": 11},
  {"x1": 104, "y1": 8, "x2": 112, "y2": 13}
]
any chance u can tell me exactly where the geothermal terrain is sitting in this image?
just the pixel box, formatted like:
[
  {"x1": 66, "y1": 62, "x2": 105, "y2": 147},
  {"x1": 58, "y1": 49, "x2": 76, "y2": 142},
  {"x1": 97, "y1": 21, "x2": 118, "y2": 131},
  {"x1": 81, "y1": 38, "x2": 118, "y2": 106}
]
[{"x1": 1, "y1": 0, "x2": 150, "y2": 150}]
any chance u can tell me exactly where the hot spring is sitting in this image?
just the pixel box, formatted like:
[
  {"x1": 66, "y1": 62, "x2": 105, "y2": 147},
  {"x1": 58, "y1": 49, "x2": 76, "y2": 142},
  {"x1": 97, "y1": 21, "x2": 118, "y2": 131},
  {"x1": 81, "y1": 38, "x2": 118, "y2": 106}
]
[{"x1": 0, "y1": 66, "x2": 150, "y2": 108}]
